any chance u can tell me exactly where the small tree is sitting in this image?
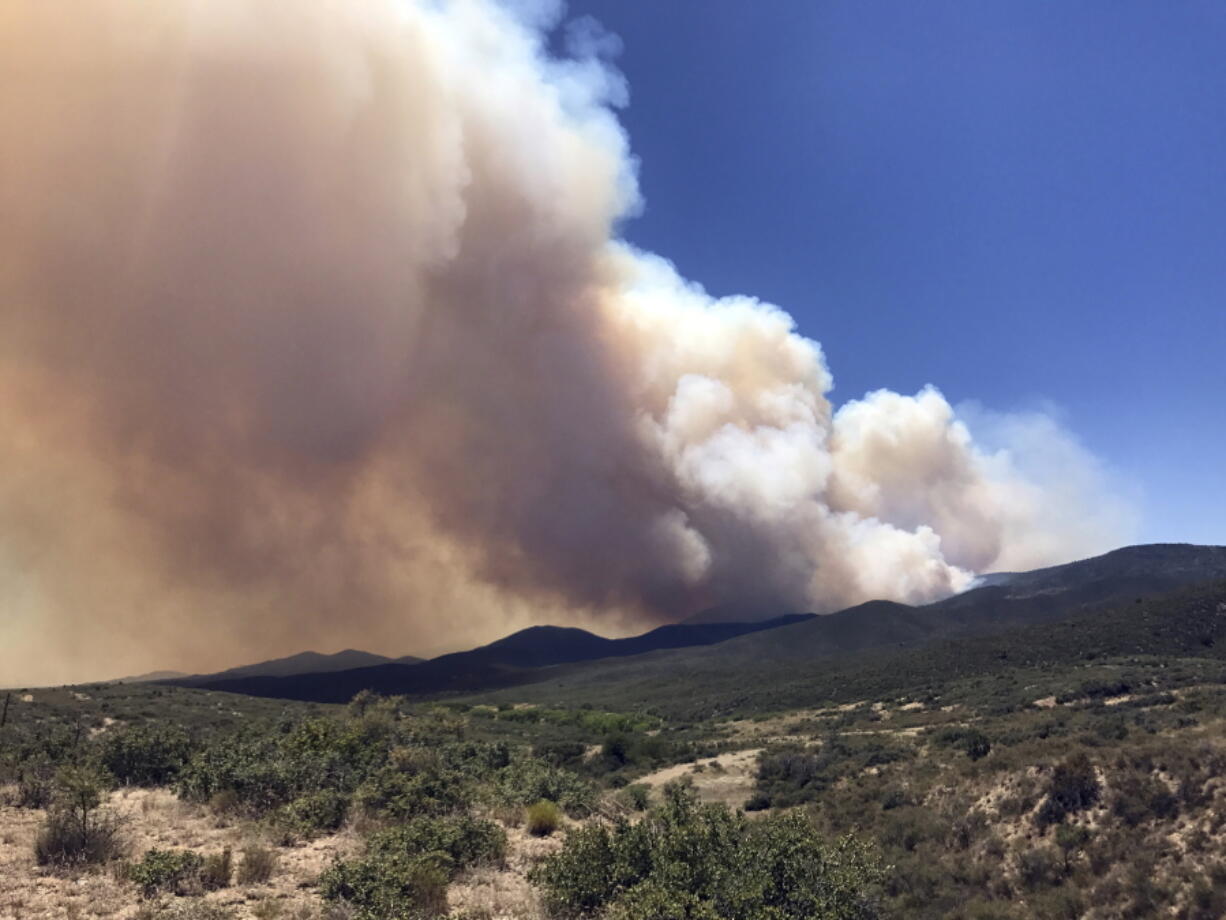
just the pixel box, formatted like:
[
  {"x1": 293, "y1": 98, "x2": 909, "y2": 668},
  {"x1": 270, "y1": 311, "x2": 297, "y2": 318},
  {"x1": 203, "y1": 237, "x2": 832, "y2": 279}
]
[
  {"x1": 963, "y1": 730, "x2": 991, "y2": 762},
  {"x1": 34, "y1": 766, "x2": 124, "y2": 867},
  {"x1": 1054, "y1": 823, "x2": 1090, "y2": 873},
  {"x1": 1037, "y1": 753, "x2": 1100, "y2": 829}
]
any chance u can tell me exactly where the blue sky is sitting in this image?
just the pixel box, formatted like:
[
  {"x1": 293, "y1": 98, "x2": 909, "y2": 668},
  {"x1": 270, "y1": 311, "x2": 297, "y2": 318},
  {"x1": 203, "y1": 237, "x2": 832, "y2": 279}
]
[{"x1": 559, "y1": 1, "x2": 1225, "y2": 547}]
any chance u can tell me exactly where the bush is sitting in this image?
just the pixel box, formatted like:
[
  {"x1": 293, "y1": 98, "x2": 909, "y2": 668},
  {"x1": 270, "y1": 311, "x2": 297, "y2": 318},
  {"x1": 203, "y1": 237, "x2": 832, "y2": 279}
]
[
  {"x1": 621, "y1": 784, "x2": 651, "y2": 811},
  {"x1": 15, "y1": 767, "x2": 54, "y2": 809},
  {"x1": 35, "y1": 806, "x2": 124, "y2": 868},
  {"x1": 531, "y1": 783, "x2": 882, "y2": 919},
  {"x1": 753, "y1": 737, "x2": 912, "y2": 810},
  {"x1": 1110, "y1": 770, "x2": 1179, "y2": 827},
  {"x1": 369, "y1": 814, "x2": 506, "y2": 874},
  {"x1": 99, "y1": 725, "x2": 193, "y2": 786},
  {"x1": 526, "y1": 800, "x2": 563, "y2": 837},
  {"x1": 201, "y1": 847, "x2": 232, "y2": 891},
  {"x1": 320, "y1": 816, "x2": 502, "y2": 916},
  {"x1": 963, "y1": 731, "x2": 992, "y2": 761},
  {"x1": 236, "y1": 844, "x2": 278, "y2": 885},
  {"x1": 176, "y1": 737, "x2": 292, "y2": 815},
  {"x1": 129, "y1": 848, "x2": 205, "y2": 898},
  {"x1": 353, "y1": 764, "x2": 470, "y2": 820},
  {"x1": 534, "y1": 741, "x2": 588, "y2": 769},
  {"x1": 33, "y1": 766, "x2": 123, "y2": 868},
  {"x1": 321, "y1": 819, "x2": 502, "y2": 917},
  {"x1": 932, "y1": 728, "x2": 991, "y2": 761},
  {"x1": 1036, "y1": 754, "x2": 1100, "y2": 828},
  {"x1": 498, "y1": 758, "x2": 597, "y2": 818},
  {"x1": 176, "y1": 714, "x2": 388, "y2": 818},
  {"x1": 278, "y1": 788, "x2": 349, "y2": 836},
  {"x1": 1017, "y1": 846, "x2": 1062, "y2": 890},
  {"x1": 319, "y1": 852, "x2": 449, "y2": 920}
]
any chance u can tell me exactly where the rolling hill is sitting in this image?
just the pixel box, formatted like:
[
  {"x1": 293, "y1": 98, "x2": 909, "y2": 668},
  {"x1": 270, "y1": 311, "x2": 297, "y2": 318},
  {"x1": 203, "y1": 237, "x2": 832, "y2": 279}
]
[
  {"x1": 170, "y1": 543, "x2": 1226, "y2": 708},
  {"x1": 471, "y1": 553, "x2": 1226, "y2": 718},
  {"x1": 173, "y1": 648, "x2": 422, "y2": 686},
  {"x1": 168, "y1": 614, "x2": 816, "y2": 702}
]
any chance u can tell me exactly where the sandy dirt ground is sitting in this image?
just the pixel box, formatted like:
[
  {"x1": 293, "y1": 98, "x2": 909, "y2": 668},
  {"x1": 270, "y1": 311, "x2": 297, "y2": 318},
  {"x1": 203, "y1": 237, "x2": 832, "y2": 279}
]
[
  {"x1": 635, "y1": 748, "x2": 761, "y2": 808},
  {"x1": 0, "y1": 787, "x2": 559, "y2": 920}
]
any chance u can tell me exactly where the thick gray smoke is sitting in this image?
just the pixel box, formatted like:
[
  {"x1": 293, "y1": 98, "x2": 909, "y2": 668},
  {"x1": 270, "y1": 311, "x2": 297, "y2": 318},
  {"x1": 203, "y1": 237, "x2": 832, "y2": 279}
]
[{"x1": 0, "y1": 0, "x2": 1134, "y2": 685}]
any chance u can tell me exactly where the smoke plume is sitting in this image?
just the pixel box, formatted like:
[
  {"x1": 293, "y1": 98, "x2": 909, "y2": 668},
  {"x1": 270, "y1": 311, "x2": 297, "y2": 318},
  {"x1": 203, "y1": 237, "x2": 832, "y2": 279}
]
[{"x1": 0, "y1": 0, "x2": 1133, "y2": 685}]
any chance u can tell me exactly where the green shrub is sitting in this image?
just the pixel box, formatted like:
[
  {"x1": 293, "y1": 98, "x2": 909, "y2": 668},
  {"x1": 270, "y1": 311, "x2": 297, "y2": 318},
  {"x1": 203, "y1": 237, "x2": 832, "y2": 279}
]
[
  {"x1": 622, "y1": 784, "x2": 651, "y2": 811},
  {"x1": 200, "y1": 847, "x2": 232, "y2": 890},
  {"x1": 35, "y1": 806, "x2": 124, "y2": 868},
  {"x1": 176, "y1": 714, "x2": 389, "y2": 817},
  {"x1": 33, "y1": 766, "x2": 123, "y2": 868},
  {"x1": 353, "y1": 764, "x2": 470, "y2": 820},
  {"x1": 498, "y1": 758, "x2": 597, "y2": 818},
  {"x1": 936, "y1": 728, "x2": 991, "y2": 761},
  {"x1": 531, "y1": 783, "x2": 882, "y2": 919},
  {"x1": 534, "y1": 741, "x2": 588, "y2": 769},
  {"x1": 236, "y1": 844, "x2": 278, "y2": 885},
  {"x1": 1036, "y1": 753, "x2": 1100, "y2": 828},
  {"x1": 369, "y1": 814, "x2": 506, "y2": 873},
  {"x1": 753, "y1": 737, "x2": 912, "y2": 810},
  {"x1": 129, "y1": 848, "x2": 204, "y2": 897},
  {"x1": 526, "y1": 800, "x2": 563, "y2": 837},
  {"x1": 278, "y1": 788, "x2": 349, "y2": 836},
  {"x1": 318, "y1": 816, "x2": 502, "y2": 915},
  {"x1": 1110, "y1": 770, "x2": 1179, "y2": 827},
  {"x1": 175, "y1": 737, "x2": 292, "y2": 815},
  {"x1": 99, "y1": 724, "x2": 193, "y2": 786},
  {"x1": 319, "y1": 852, "x2": 449, "y2": 919},
  {"x1": 1017, "y1": 845, "x2": 1062, "y2": 890},
  {"x1": 15, "y1": 765, "x2": 54, "y2": 809}
]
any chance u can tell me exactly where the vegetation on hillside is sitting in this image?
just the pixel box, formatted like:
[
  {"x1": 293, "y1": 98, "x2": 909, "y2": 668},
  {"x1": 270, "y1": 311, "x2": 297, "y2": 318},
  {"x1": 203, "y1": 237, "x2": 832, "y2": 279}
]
[{"x1": 4, "y1": 577, "x2": 1226, "y2": 918}]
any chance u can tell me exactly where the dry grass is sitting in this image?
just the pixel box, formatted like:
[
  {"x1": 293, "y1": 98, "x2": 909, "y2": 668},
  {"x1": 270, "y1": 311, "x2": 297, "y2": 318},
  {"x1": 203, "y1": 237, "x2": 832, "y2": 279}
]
[
  {"x1": 447, "y1": 825, "x2": 562, "y2": 920},
  {"x1": 635, "y1": 747, "x2": 761, "y2": 808},
  {"x1": 0, "y1": 786, "x2": 570, "y2": 920},
  {"x1": 0, "y1": 786, "x2": 362, "y2": 919}
]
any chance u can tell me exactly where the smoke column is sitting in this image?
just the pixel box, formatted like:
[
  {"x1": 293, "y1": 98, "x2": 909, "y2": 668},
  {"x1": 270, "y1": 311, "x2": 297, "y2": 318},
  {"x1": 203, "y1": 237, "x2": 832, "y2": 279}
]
[{"x1": 0, "y1": 0, "x2": 1134, "y2": 685}]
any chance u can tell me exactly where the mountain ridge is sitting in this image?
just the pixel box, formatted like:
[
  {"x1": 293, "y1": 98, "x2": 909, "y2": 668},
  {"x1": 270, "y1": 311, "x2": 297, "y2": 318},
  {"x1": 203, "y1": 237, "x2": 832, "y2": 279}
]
[
  {"x1": 167, "y1": 543, "x2": 1226, "y2": 705},
  {"x1": 174, "y1": 648, "x2": 423, "y2": 686},
  {"x1": 167, "y1": 614, "x2": 816, "y2": 701}
]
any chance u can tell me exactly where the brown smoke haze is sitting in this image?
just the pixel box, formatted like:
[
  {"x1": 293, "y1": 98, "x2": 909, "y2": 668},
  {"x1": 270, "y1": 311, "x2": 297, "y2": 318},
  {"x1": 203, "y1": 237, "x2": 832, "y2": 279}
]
[{"x1": 0, "y1": 1, "x2": 1135, "y2": 687}]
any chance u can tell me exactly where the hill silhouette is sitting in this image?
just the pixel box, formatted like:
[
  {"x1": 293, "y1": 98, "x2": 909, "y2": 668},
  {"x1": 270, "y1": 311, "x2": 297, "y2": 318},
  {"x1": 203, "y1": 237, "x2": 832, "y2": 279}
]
[
  {"x1": 170, "y1": 614, "x2": 815, "y2": 702},
  {"x1": 168, "y1": 544, "x2": 1226, "y2": 706},
  {"x1": 174, "y1": 648, "x2": 422, "y2": 686}
]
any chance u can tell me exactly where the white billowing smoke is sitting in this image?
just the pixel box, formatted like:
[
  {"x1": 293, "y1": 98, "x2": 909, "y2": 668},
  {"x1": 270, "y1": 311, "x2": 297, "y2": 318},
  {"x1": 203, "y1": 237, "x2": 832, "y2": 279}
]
[{"x1": 0, "y1": 0, "x2": 1133, "y2": 684}]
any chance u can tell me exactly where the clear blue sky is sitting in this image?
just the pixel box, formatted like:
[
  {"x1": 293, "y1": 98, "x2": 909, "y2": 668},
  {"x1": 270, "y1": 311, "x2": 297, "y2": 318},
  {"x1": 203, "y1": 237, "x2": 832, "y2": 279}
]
[{"x1": 558, "y1": 0, "x2": 1225, "y2": 547}]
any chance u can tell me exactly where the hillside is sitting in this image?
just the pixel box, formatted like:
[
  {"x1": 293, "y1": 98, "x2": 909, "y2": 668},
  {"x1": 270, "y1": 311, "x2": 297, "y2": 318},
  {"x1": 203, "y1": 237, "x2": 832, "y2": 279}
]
[
  {"x1": 473, "y1": 578, "x2": 1226, "y2": 719},
  {"x1": 171, "y1": 614, "x2": 816, "y2": 702},
  {"x1": 173, "y1": 648, "x2": 423, "y2": 686},
  {"x1": 10, "y1": 578, "x2": 1226, "y2": 919},
  {"x1": 179, "y1": 543, "x2": 1226, "y2": 708}
]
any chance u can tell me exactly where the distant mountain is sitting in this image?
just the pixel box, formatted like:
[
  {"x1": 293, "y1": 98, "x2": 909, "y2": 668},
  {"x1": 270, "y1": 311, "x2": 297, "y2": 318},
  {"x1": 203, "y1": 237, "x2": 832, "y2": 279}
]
[
  {"x1": 637, "y1": 544, "x2": 1226, "y2": 667},
  {"x1": 110, "y1": 669, "x2": 189, "y2": 684},
  {"x1": 666, "y1": 545, "x2": 1226, "y2": 670},
  {"x1": 461, "y1": 544, "x2": 1226, "y2": 716},
  {"x1": 175, "y1": 648, "x2": 422, "y2": 687},
  {"x1": 486, "y1": 576, "x2": 1226, "y2": 721},
  {"x1": 169, "y1": 614, "x2": 815, "y2": 702},
  {"x1": 976, "y1": 543, "x2": 1226, "y2": 598},
  {"x1": 170, "y1": 543, "x2": 1226, "y2": 707}
]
